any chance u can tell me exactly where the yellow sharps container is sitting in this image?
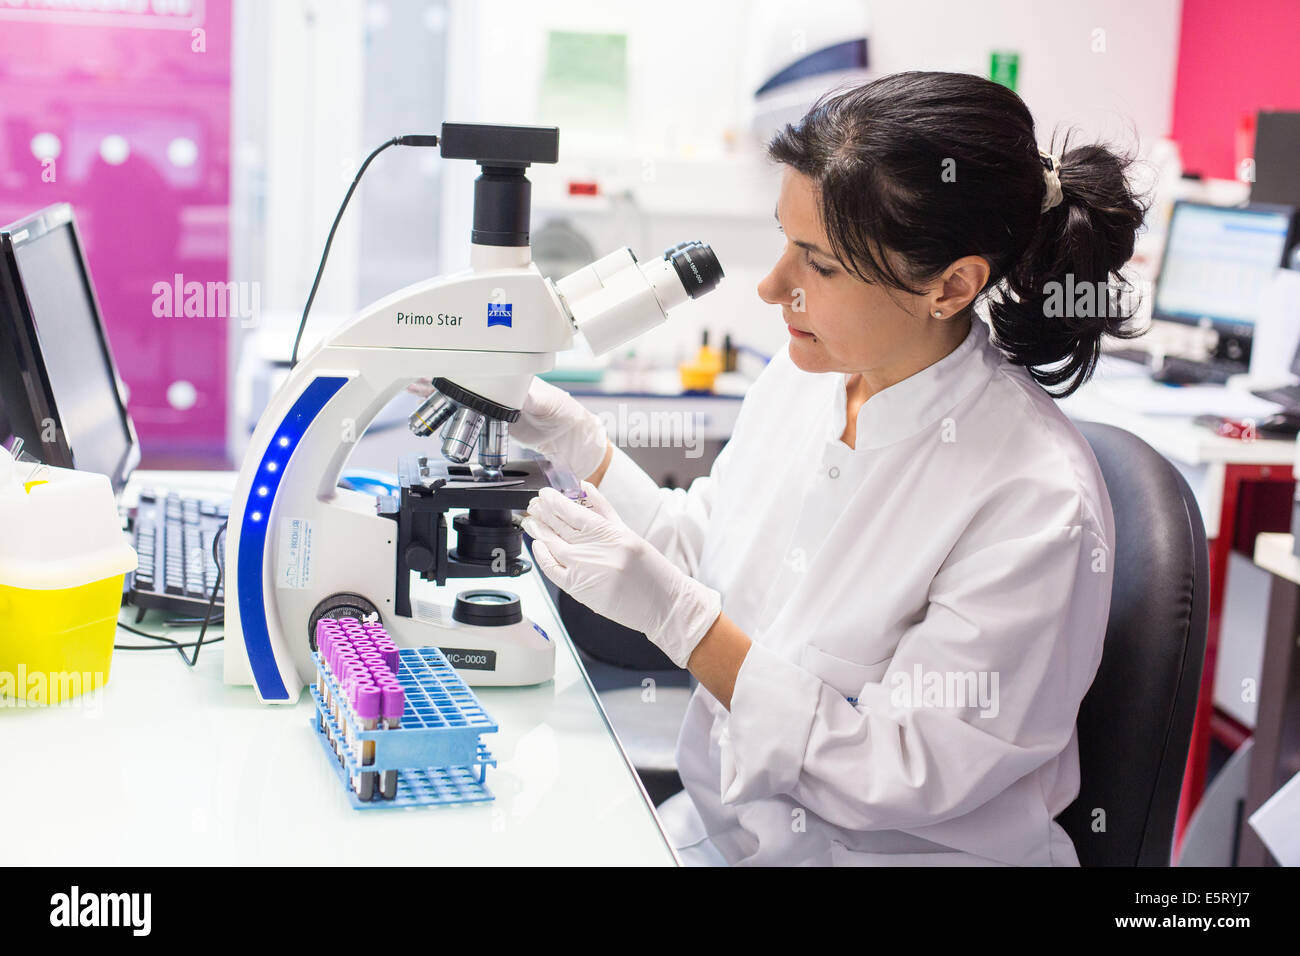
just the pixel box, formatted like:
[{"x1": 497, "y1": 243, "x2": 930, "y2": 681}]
[{"x1": 0, "y1": 448, "x2": 136, "y2": 704}]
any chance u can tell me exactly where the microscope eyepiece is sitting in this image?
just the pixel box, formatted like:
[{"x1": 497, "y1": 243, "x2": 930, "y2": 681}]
[
  {"x1": 665, "y1": 241, "x2": 724, "y2": 299},
  {"x1": 560, "y1": 239, "x2": 726, "y2": 355}
]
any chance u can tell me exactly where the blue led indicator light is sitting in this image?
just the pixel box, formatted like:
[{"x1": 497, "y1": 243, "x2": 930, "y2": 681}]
[{"x1": 238, "y1": 375, "x2": 348, "y2": 700}]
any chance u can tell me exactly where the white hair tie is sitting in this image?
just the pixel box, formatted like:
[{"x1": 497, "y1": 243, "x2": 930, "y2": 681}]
[{"x1": 1038, "y1": 148, "x2": 1063, "y2": 213}]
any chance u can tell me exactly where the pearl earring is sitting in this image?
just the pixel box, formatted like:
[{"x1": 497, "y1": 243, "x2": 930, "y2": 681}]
[{"x1": 932, "y1": 310, "x2": 943, "y2": 318}]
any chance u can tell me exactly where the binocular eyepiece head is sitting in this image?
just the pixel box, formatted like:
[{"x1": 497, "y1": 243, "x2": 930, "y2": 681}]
[{"x1": 557, "y1": 240, "x2": 725, "y2": 356}]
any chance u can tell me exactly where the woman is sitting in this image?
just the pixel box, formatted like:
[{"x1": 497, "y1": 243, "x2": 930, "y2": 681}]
[{"x1": 516, "y1": 71, "x2": 1145, "y2": 866}]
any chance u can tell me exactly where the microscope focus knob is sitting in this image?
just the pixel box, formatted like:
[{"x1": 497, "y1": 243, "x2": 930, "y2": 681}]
[
  {"x1": 404, "y1": 543, "x2": 436, "y2": 571},
  {"x1": 307, "y1": 592, "x2": 382, "y2": 648}
]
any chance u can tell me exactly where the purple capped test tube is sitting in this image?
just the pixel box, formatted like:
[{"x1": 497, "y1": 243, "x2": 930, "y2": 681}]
[
  {"x1": 349, "y1": 673, "x2": 373, "y2": 705},
  {"x1": 335, "y1": 657, "x2": 362, "y2": 727},
  {"x1": 315, "y1": 620, "x2": 341, "y2": 688},
  {"x1": 375, "y1": 640, "x2": 400, "y2": 674},
  {"x1": 350, "y1": 676, "x2": 375, "y2": 737},
  {"x1": 314, "y1": 625, "x2": 332, "y2": 711},
  {"x1": 345, "y1": 664, "x2": 367, "y2": 697},
  {"x1": 325, "y1": 641, "x2": 349, "y2": 740},
  {"x1": 342, "y1": 668, "x2": 371, "y2": 754},
  {"x1": 379, "y1": 683, "x2": 405, "y2": 799},
  {"x1": 354, "y1": 684, "x2": 382, "y2": 801},
  {"x1": 319, "y1": 622, "x2": 349, "y2": 741}
]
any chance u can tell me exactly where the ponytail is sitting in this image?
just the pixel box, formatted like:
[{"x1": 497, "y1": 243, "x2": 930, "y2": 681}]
[{"x1": 987, "y1": 138, "x2": 1146, "y2": 394}]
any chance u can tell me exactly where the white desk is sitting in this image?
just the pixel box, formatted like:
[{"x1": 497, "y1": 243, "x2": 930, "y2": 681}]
[
  {"x1": 1, "y1": 472, "x2": 678, "y2": 865},
  {"x1": 1059, "y1": 357, "x2": 1296, "y2": 534}
]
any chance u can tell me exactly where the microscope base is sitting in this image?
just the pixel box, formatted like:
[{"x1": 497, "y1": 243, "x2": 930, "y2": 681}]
[{"x1": 394, "y1": 596, "x2": 555, "y2": 687}]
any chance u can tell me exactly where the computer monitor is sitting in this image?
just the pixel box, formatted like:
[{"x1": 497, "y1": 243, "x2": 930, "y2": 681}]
[
  {"x1": 0, "y1": 203, "x2": 138, "y2": 493},
  {"x1": 1252, "y1": 111, "x2": 1300, "y2": 212},
  {"x1": 1151, "y1": 200, "x2": 1296, "y2": 363}
]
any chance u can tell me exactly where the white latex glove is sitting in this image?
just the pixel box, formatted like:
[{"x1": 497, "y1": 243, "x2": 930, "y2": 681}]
[
  {"x1": 522, "y1": 482, "x2": 722, "y2": 668},
  {"x1": 411, "y1": 377, "x2": 609, "y2": 480},
  {"x1": 510, "y1": 378, "x2": 610, "y2": 481}
]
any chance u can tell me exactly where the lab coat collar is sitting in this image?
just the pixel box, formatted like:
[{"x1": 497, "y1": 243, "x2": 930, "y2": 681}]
[{"x1": 828, "y1": 317, "x2": 1001, "y2": 451}]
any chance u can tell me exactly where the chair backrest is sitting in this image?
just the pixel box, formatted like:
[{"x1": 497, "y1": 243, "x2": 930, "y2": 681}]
[{"x1": 1056, "y1": 422, "x2": 1210, "y2": 866}]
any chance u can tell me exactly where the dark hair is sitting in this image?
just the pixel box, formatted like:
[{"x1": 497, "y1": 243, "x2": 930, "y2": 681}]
[{"x1": 767, "y1": 71, "x2": 1147, "y2": 396}]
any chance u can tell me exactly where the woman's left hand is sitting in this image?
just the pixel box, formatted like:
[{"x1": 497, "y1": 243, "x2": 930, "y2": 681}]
[{"x1": 522, "y1": 483, "x2": 721, "y2": 668}]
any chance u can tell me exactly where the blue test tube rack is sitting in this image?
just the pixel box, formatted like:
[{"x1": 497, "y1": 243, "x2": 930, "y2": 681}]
[{"x1": 310, "y1": 645, "x2": 498, "y2": 810}]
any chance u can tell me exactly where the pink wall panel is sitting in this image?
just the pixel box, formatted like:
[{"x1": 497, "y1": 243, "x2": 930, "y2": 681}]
[
  {"x1": 0, "y1": 0, "x2": 232, "y2": 465},
  {"x1": 1171, "y1": 0, "x2": 1300, "y2": 180}
]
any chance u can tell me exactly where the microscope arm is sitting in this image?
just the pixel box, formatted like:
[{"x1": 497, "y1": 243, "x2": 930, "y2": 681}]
[{"x1": 225, "y1": 342, "x2": 554, "y2": 700}]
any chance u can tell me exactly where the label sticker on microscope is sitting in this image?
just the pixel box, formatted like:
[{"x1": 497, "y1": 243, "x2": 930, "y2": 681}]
[
  {"x1": 439, "y1": 648, "x2": 498, "y2": 671},
  {"x1": 487, "y1": 302, "x2": 512, "y2": 328},
  {"x1": 276, "y1": 517, "x2": 314, "y2": 589}
]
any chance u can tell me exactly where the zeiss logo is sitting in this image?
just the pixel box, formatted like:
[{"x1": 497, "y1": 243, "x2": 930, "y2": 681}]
[{"x1": 487, "y1": 302, "x2": 512, "y2": 327}]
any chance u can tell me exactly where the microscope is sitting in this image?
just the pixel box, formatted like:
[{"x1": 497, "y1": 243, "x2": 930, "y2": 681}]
[{"x1": 224, "y1": 123, "x2": 724, "y2": 703}]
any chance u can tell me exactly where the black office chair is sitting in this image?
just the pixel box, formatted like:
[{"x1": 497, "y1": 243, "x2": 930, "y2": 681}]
[{"x1": 1055, "y1": 422, "x2": 1210, "y2": 866}]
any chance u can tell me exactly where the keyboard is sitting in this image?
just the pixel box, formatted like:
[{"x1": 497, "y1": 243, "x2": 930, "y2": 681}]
[
  {"x1": 1251, "y1": 383, "x2": 1300, "y2": 408},
  {"x1": 1150, "y1": 355, "x2": 1247, "y2": 386},
  {"x1": 1103, "y1": 347, "x2": 1154, "y2": 366},
  {"x1": 128, "y1": 489, "x2": 229, "y2": 617}
]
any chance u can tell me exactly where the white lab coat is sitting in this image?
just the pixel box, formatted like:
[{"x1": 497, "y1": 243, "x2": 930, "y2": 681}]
[{"x1": 597, "y1": 317, "x2": 1115, "y2": 866}]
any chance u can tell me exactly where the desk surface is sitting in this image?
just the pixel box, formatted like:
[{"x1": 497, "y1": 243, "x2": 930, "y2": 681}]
[
  {"x1": 1, "y1": 472, "x2": 678, "y2": 866},
  {"x1": 1254, "y1": 532, "x2": 1300, "y2": 584},
  {"x1": 1059, "y1": 358, "x2": 1296, "y2": 468}
]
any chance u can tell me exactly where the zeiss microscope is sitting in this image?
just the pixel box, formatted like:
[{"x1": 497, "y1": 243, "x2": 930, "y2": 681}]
[{"x1": 224, "y1": 123, "x2": 724, "y2": 703}]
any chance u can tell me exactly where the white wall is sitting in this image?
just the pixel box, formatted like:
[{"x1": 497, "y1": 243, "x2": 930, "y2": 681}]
[
  {"x1": 444, "y1": 0, "x2": 1185, "y2": 368},
  {"x1": 868, "y1": 0, "x2": 1182, "y2": 155},
  {"x1": 233, "y1": 0, "x2": 1185, "y2": 377},
  {"x1": 258, "y1": 0, "x2": 366, "y2": 317}
]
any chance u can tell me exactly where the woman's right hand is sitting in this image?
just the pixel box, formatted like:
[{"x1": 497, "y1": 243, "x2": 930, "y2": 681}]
[{"x1": 510, "y1": 378, "x2": 611, "y2": 482}]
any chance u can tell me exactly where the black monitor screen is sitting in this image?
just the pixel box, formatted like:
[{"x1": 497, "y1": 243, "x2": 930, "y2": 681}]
[{"x1": 11, "y1": 221, "x2": 133, "y2": 485}]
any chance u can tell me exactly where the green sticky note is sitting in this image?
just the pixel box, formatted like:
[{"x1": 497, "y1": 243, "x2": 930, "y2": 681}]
[
  {"x1": 990, "y1": 50, "x2": 1019, "y2": 92},
  {"x1": 539, "y1": 31, "x2": 628, "y2": 133}
]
